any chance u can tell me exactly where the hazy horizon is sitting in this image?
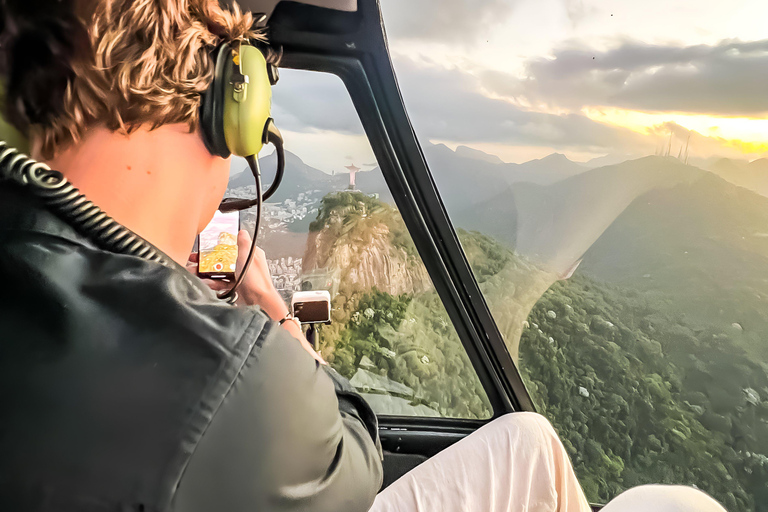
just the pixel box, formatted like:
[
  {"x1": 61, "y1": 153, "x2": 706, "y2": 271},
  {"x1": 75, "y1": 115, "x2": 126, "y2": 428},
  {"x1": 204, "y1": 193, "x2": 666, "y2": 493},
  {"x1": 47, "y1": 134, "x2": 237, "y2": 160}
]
[
  {"x1": 256, "y1": 0, "x2": 768, "y2": 173},
  {"x1": 231, "y1": 138, "x2": 768, "y2": 179}
]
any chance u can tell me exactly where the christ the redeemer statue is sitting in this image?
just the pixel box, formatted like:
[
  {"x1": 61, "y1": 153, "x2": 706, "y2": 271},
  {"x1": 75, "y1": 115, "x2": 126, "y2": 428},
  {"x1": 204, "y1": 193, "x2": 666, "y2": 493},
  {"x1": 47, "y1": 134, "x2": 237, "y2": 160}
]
[{"x1": 345, "y1": 164, "x2": 360, "y2": 190}]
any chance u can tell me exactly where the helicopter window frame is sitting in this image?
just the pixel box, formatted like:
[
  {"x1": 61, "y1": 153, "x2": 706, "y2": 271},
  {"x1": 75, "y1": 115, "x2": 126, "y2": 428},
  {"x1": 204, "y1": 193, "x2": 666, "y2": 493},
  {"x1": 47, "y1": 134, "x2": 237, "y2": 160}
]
[{"x1": 271, "y1": 53, "x2": 528, "y2": 421}]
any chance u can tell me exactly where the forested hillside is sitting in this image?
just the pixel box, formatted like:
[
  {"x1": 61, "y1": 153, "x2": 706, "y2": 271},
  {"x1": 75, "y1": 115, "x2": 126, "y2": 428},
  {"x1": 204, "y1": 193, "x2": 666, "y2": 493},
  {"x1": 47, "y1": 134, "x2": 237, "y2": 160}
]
[
  {"x1": 309, "y1": 192, "x2": 492, "y2": 419},
  {"x1": 517, "y1": 267, "x2": 768, "y2": 510},
  {"x1": 467, "y1": 229, "x2": 768, "y2": 510},
  {"x1": 307, "y1": 191, "x2": 767, "y2": 511}
]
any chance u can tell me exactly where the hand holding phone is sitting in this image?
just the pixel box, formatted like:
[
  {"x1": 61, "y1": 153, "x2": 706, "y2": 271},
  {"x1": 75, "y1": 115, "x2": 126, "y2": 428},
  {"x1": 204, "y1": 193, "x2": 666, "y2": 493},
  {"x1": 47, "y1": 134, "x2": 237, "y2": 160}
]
[
  {"x1": 193, "y1": 227, "x2": 285, "y2": 316},
  {"x1": 190, "y1": 225, "x2": 325, "y2": 364}
]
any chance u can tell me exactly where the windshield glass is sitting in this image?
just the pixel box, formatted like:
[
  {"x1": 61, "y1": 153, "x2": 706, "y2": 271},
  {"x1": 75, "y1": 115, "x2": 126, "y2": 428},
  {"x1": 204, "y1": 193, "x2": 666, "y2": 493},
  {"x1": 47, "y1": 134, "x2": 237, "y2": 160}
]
[
  {"x1": 229, "y1": 69, "x2": 491, "y2": 420},
  {"x1": 381, "y1": 1, "x2": 768, "y2": 509}
]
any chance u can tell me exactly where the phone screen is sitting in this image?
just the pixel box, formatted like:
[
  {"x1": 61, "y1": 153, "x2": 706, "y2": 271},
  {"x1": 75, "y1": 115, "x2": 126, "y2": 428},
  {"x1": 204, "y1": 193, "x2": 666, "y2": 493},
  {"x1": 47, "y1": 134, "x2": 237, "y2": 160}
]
[{"x1": 198, "y1": 210, "x2": 239, "y2": 279}]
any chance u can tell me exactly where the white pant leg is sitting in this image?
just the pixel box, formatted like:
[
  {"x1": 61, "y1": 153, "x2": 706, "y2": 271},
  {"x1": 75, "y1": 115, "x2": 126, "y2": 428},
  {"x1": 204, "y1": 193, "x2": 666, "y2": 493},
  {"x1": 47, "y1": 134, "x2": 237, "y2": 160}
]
[
  {"x1": 601, "y1": 485, "x2": 728, "y2": 512},
  {"x1": 370, "y1": 412, "x2": 592, "y2": 512}
]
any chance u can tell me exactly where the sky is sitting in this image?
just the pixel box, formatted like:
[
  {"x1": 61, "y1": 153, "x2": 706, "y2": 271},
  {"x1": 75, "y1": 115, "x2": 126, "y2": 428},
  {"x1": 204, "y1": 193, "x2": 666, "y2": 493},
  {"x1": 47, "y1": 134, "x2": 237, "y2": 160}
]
[{"x1": 249, "y1": 0, "x2": 768, "y2": 172}]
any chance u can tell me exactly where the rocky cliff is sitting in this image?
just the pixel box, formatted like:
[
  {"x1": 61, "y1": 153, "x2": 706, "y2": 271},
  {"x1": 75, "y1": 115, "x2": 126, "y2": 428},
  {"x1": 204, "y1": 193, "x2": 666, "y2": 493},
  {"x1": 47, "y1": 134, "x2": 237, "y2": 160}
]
[{"x1": 302, "y1": 192, "x2": 432, "y2": 298}]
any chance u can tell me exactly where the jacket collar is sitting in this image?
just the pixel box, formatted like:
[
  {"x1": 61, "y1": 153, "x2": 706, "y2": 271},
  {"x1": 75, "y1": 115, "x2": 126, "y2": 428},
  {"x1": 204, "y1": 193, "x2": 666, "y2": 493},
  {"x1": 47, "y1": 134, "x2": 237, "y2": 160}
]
[
  {"x1": 0, "y1": 182, "x2": 92, "y2": 247},
  {"x1": 0, "y1": 182, "x2": 225, "y2": 302}
]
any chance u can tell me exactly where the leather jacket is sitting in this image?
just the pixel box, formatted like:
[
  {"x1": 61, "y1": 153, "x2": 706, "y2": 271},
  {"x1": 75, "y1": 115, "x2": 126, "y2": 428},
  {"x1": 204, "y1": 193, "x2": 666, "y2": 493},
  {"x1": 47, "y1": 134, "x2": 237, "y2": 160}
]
[{"x1": 0, "y1": 183, "x2": 383, "y2": 512}]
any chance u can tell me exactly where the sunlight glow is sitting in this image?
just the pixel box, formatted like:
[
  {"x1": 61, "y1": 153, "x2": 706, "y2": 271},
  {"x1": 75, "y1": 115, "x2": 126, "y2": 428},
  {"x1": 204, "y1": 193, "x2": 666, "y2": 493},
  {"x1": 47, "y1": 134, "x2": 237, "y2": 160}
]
[{"x1": 583, "y1": 107, "x2": 768, "y2": 155}]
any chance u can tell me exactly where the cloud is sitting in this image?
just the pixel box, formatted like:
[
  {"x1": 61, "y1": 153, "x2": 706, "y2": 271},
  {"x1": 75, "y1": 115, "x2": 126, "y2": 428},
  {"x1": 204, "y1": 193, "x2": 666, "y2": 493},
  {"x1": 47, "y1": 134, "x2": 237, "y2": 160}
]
[
  {"x1": 381, "y1": 58, "x2": 651, "y2": 153},
  {"x1": 649, "y1": 121, "x2": 768, "y2": 158},
  {"x1": 270, "y1": 58, "x2": 760, "y2": 163},
  {"x1": 271, "y1": 57, "x2": 653, "y2": 155},
  {"x1": 485, "y1": 38, "x2": 768, "y2": 116},
  {"x1": 271, "y1": 70, "x2": 364, "y2": 135},
  {"x1": 563, "y1": 0, "x2": 590, "y2": 26},
  {"x1": 380, "y1": 0, "x2": 516, "y2": 44}
]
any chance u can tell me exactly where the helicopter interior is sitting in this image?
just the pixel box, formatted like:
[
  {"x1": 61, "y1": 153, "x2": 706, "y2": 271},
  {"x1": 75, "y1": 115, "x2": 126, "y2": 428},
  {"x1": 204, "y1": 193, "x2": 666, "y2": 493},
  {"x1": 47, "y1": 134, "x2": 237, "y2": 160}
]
[
  {"x1": 2, "y1": 0, "x2": 765, "y2": 509},
  {"x1": 214, "y1": 0, "x2": 768, "y2": 510},
  {"x1": 209, "y1": 0, "x2": 536, "y2": 495}
]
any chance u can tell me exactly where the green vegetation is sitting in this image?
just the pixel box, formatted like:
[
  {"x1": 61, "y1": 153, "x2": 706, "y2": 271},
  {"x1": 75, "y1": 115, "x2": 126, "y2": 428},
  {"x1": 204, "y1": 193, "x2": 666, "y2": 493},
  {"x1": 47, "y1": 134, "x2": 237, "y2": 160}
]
[
  {"x1": 311, "y1": 191, "x2": 768, "y2": 510},
  {"x1": 519, "y1": 273, "x2": 768, "y2": 510},
  {"x1": 309, "y1": 192, "x2": 385, "y2": 232},
  {"x1": 463, "y1": 230, "x2": 768, "y2": 511},
  {"x1": 457, "y1": 229, "x2": 513, "y2": 282},
  {"x1": 324, "y1": 287, "x2": 491, "y2": 419},
  {"x1": 312, "y1": 192, "x2": 491, "y2": 419},
  {"x1": 310, "y1": 191, "x2": 418, "y2": 257}
]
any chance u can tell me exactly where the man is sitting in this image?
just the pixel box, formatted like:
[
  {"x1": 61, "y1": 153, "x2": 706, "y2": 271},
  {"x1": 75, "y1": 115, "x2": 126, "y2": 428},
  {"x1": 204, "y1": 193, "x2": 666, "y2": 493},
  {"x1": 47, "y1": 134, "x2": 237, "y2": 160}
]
[
  {"x1": 0, "y1": 1, "x2": 381, "y2": 511},
  {"x1": 0, "y1": 1, "x2": 731, "y2": 511}
]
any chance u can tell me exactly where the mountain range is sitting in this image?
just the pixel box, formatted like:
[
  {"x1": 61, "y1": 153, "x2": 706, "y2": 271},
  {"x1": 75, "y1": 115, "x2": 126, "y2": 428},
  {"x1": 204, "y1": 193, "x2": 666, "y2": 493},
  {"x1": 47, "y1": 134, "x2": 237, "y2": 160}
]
[
  {"x1": 230, "y1": 143, "x2": 768, "y2": 359},
  {"x1": 704, "y1": 157, "x2": 768, "y2": 197},
  {"x1": 453, "y1": 155, "x2": 768, "y2": 359},
  {"x1": 233, "y1": 143, "x2": 768, "y2": 509},
  {"x1": 229, "y1": 142, "x2": 590, "y2": 214}
]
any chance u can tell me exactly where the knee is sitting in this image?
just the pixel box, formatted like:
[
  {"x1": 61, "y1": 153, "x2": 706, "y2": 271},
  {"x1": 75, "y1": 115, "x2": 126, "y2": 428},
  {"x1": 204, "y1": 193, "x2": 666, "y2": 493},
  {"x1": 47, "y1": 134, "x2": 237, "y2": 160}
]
[
  {"x1": 484, "y1": 412, "x2": 559, "y2": 441},
  {"x1": 602, "y1": 485, "x2": 728, "y2": 512},
  {"x1": 501, "y1": 412, "x2": 557, "y2": 431}
]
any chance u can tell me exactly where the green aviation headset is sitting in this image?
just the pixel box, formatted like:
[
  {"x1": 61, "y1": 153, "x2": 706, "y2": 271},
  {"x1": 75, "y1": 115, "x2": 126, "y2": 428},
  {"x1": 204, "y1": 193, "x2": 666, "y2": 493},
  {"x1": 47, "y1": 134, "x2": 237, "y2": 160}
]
[
  {"x1": 0, "y1": 37, "x2": 285, "y2": 303},
  {"x1": 0, "y1": 39, "x2": 282, "y2": 161},
  {"x1": 201, "y1": 40, "x2": 280, "y2": 159},
  {"x1": 202, "y1": 39, "x2": 285, "y2": 211}
]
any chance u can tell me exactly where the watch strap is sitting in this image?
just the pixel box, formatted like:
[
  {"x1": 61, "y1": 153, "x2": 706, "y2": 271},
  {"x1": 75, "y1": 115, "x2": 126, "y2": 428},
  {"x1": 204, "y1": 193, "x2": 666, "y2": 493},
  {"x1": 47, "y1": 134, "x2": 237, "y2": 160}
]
[{"x1": 279, "y1": 312, "x2": 301, "y2": 327}]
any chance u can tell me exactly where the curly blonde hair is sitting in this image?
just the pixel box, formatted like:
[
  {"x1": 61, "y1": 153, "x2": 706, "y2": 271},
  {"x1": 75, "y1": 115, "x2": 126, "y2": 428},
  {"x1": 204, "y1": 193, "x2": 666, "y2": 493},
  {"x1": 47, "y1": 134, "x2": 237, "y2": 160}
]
[{"x1": 1, "y1": 0, "x2": 263, "y2": 158}]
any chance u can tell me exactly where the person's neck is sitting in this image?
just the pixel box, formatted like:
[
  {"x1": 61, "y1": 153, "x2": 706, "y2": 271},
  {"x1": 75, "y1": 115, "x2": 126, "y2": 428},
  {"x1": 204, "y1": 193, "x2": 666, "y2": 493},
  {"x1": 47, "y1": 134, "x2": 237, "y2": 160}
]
[{"x1": 42, "y1": 125, "x2": 227, "y2": 265}]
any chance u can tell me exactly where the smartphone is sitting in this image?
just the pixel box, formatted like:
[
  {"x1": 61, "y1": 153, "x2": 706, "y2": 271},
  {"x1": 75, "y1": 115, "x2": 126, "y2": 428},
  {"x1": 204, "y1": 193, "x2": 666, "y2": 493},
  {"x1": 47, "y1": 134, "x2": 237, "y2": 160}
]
[
  {"x1": 197, "y1": 210, "x2": 240, "y2": 279},
  {"x1": 291, "y1": 290, "x2": 332, "y2": 324}
]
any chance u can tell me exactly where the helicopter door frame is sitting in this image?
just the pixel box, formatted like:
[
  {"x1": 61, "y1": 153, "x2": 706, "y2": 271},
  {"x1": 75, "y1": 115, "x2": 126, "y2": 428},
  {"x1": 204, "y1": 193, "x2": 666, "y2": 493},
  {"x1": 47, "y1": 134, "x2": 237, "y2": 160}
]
[{"x1": 268, "y1": 0, "x2": 534, "y2": 444}]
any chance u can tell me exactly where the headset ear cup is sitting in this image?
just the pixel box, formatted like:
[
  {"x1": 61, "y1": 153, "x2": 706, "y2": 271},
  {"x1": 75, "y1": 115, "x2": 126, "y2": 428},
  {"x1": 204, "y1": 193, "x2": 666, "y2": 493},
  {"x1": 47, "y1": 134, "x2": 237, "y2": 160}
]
[
  {"x1": 222, "y1": 44, "x2": 273, "y2": 157},
  {"x1": 199, "y1": 43, "x2": 232, "y2": 158},
  {"x1": 198, "y1": 87, "x2": 218, "y2": 156}
]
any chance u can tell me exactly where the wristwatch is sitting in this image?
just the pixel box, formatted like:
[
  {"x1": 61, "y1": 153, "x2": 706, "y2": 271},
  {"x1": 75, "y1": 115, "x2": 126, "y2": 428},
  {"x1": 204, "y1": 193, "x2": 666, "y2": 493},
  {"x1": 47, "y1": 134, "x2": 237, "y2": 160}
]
[{"x1": 279, "y1": 312, "x2": 302, "y2": 330}]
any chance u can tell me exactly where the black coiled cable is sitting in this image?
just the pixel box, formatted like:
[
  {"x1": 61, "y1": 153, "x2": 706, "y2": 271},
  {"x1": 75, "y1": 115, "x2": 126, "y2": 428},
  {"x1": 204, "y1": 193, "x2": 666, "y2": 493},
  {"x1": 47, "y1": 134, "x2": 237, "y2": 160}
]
[
  {"x1": 0, "y1": 133, "x2": 284, "y2": 305},
  {"x1": 0, "y1": 141, "x2": 174, "y2": 268},
  {"x1": 217, "y1": 154, "x2": 263, "y2": 302}
]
